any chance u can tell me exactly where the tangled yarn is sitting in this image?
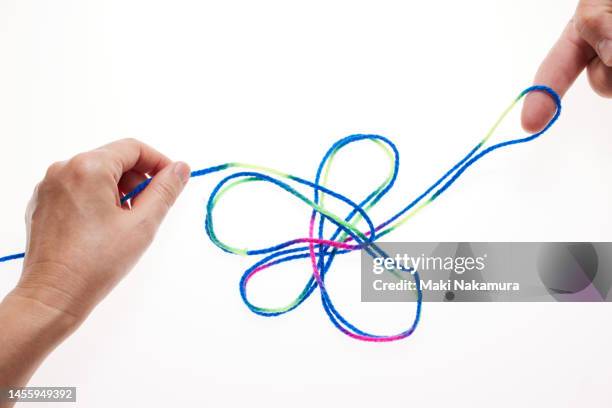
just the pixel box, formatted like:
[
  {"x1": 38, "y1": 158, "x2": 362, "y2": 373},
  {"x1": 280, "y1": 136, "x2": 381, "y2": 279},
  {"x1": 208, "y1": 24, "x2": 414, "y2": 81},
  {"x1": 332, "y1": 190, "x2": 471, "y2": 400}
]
[{"x1": 1, "y1": 86, "x2": 562, "y2": 342}]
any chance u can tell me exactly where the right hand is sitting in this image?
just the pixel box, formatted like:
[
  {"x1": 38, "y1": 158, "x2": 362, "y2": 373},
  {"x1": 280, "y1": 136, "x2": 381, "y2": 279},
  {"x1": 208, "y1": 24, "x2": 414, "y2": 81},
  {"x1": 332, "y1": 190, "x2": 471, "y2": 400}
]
[{"x1": 522, "y1": 0, "x2": 612, "y2": 133}]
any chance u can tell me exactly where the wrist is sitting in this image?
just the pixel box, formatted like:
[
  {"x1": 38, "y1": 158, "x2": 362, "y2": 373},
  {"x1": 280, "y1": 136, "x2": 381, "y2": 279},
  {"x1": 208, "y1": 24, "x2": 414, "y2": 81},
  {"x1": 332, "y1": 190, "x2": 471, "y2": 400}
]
[
  {"x1": 14, "y1": 261, "x2": 95, "y2": 327},
  {"x1": 3, "y1": 288, "x2": 83, "y2": 338},
  {"x1": 0, "y1": 291, "x2": 81, "y2": 387}
]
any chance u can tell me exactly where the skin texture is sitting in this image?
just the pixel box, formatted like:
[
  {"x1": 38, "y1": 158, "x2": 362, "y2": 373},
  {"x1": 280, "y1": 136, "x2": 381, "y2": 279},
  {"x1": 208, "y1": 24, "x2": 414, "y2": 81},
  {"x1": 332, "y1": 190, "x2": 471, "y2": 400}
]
[
  {"x1": 0, "y1": 139, "x2": 190, "y2": 403},
  {"x1": 522, "y1": 0, "x2": 612, "y2": 133}
]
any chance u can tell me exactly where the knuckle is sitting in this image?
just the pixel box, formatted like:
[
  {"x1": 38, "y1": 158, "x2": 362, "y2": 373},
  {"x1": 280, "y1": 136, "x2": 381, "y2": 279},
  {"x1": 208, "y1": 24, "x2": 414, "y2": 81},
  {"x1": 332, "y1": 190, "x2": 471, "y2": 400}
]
[
  {"x1": 36, "y1": 177, "x2": 55, "y2": 195},
  {"x1": 67, "y1": 152, "x2": 105, "y2": 179},
  {"x1": 575, "y1": 9, "x2": 603, "y2": 33},
  {"x1": 120, "y1": 137, "x2": 141, "y2": 145},
  {"x1": 115, "y1": 137, "x2": 142, "y2": 150},
  {"x1": 38, "y1": 163, "x2": 64, "y2": 196},
  {"x1": 44, "y1": 161, "x2": 65, "y2": 179}
]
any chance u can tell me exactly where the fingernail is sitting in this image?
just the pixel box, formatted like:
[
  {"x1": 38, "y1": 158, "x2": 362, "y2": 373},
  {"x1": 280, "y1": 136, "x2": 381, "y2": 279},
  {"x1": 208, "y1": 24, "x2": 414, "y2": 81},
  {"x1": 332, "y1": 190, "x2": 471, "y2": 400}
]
[
  {"x1": 173, "y1": 162, "x2": 191, "y2": 184},
  {"x1": 597, "y1": 39, "x2": 612, "y2": 66}
]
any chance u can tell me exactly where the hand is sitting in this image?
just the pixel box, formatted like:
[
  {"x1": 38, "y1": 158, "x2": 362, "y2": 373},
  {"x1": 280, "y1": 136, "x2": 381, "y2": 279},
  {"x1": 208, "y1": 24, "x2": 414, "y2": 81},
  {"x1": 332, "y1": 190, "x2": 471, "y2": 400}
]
[
  {"x1": 522, "y1": 0, "x2": 612, "y2": 132},
  {"x1": 13, "y1": 138, "x2": 190, "y2": 321},
  {"x1": 0, "y1": 139, "x2": 189, "y2": 392}
]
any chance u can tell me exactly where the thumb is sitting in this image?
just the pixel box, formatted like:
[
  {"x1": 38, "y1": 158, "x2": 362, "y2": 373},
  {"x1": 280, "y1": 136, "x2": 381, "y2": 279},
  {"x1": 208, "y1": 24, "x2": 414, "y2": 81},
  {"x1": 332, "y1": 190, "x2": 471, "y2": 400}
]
[
  {"x1": 574, "y1": 1, "x2": 612, "y2": 66},
  {"x1": 134, "y1": 161, "x2": 190, "y2": 226}
]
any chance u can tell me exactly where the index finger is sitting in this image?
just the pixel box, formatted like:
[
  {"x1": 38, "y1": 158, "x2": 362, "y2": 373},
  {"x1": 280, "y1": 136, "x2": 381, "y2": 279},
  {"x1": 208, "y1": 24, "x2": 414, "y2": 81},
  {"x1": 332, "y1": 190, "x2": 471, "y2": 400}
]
[
  {"x1": 521, "y1": 20, "x2": 597, "y2": 133},
  {"x1": 96, "y1": 138, "x2": 173, "y2": 182}
]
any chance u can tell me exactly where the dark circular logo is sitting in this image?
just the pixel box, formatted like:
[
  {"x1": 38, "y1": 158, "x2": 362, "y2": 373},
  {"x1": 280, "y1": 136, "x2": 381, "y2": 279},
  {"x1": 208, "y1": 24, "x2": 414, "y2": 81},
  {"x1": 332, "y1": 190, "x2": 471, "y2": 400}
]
[{"x1": 537, "y1": 243, "x2": 598, "y2": 294}]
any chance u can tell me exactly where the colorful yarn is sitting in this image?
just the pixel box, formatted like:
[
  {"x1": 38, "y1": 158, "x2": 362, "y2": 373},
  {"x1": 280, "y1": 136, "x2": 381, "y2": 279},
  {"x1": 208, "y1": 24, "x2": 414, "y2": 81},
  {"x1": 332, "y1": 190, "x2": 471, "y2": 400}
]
[{"x1": 0, "y1": 86, "x2": 562, "y2": 342}]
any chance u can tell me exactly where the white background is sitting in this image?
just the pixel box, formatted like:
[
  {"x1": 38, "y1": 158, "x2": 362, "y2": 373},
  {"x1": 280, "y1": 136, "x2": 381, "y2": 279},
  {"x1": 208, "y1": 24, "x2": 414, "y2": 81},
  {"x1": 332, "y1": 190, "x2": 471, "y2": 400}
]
[{"x1": 0, "y1": 0, "x2": 611, "y2": 407}]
